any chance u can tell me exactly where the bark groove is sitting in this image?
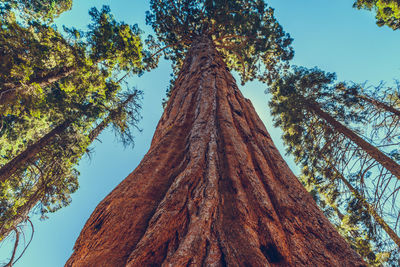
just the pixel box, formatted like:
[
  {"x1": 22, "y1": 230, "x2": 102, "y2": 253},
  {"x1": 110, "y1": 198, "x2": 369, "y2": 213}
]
[{"x1": 66, "y1": 36, "x2": 365, "y2": 266}]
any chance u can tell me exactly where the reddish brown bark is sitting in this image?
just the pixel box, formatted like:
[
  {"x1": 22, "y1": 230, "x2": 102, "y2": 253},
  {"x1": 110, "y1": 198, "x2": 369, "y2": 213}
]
[{"x1": 66, "y1": 36, "x2": 364, "y2": 266}]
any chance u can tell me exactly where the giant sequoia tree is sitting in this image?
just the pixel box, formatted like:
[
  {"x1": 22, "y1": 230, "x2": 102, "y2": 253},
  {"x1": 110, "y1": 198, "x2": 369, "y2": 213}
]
[{"x1": 66, "y1": 1, "x2": 365, "y2": 266}]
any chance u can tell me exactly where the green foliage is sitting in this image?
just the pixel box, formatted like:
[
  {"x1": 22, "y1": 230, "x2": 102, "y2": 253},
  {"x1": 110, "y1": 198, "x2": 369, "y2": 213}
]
[
  {"x1": 109, "y1": 90, "x2": 143, "y2": 147},
  {"x1": 87, "y1": 6, "x2": 144, "y2": 72},
  {"x1": 0, "y1": 0, "x2": 72, "y2": 21},
  {"x1": 268, "y1": 67, "x2": 400, "y2": 265},
  {"x1": 0, "y1": 88, "x2": 143, "y2": 242},
  {"x1": 0, "y1": 4, "x2": 148, "y2": 242},
  {"x1": 0, "y1": 5, "x2": 145, "y2": 117},
  {"x1": 146, "y1": 0, "x2": 293, "y2": 85},
  {"x1": 0, "y1": 19, "x2": 80, "y2": 116},
  {"x1": 354, "y1": 0, "x2": 400, "y2": 30},
  {"x1": 0, "y1": 123, "x2": 85, "y2": 241},
  {"x1": 301, "y1": 173, "x2": 391, "y2": 266}
]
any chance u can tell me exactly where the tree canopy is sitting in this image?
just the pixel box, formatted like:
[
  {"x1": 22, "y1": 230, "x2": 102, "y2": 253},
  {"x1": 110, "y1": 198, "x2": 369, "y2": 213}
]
[
  {"x1": 268, "y1": 67, "x2": 400, "y2": 265},
  {"x1": 354, "y1": 0, "x2": 400, "y2": 30},
  {"x1": 146, "y1": 0, "x2": 293, "y2": 85},
  {"x1": 2, "y1": 0, "x2": 400, "y2": 265},
  {"x1": 0, "y1": 0, "x2": 72, "y2": 21},
  {"x1": 0, "y1": 2, "x2": 147, "y2": 252}
]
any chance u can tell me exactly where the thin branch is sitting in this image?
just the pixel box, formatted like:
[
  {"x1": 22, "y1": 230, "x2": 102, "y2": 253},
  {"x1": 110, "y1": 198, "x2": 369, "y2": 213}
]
[
  {"x1": 5, "y1": 228, "x2": 20, "y2": 267},
  {"x1": 12, "y1": 218, "x2": 34, "y2": 266},
  {"x1": 213, "y1": 34, "x2": 248, "y2": 44}
]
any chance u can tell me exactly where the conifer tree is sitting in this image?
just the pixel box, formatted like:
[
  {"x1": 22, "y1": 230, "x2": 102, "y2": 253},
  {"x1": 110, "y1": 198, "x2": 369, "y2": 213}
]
[
  {"x1": 0, "y1": 3, "x2": 148, "y2": 258},
  {"x1": 0, "y1": 91, "x2": 141, "y2": 243},
  {"x1": 301, "y1": 171, "x2": 394, "y2": 266},
  {"x1": 353, "y1": 0, "x2": 400, "y2": 30},
  {"x1": 0, "y1": 4, "x2": 146, "y2": 179},
  {"x1": 269, "y1": 66, "x2": 400, "y2": 264},
  {"x1": 0, "y1": 77, "x2": 135, "y2": 183},
  {"x1": 0, "y1": 5, "x2": 144, "y2": 114},
  {"x1": 270, "y1": 67, "x2": 400, "y2": 179},
  {"x1": 67, "y1": 1, "x2": 365, "y2": 266},
  {"x1": 302, "y1": 153, "x2": 400, "y2": 265},
  {"x1": 146, "y1": 0, "x2": 293, "y2": 84},
  {"x1": 1, "y1": 0, "x2": 72, "y2": 21}
]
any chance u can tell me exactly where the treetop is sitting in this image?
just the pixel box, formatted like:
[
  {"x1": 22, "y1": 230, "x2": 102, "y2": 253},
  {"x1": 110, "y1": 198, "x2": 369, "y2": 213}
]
[
  {"x1": 0, "y1": 0, "x2": 72, "y2": 22},
  {"x1": 353, "y1": 0, "x2": 400, "y2": 30},
  {"x1": 146, "y1": 0, "x2": 293, "y2": 84}
]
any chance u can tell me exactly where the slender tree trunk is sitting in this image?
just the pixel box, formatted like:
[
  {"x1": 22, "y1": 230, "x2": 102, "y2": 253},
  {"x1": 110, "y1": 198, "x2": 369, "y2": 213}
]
[
  {"x1": 0, "y1": 114, "x2": 117, "y2": 241},
  {"x1": 66, "y1": 35, "x2": 365, "y2": 266},
  {"x1": 0, "y1": 189, "x2": 42, "y2": 241},
  {"x1": 329, "y1": 163, "x2": 400, "y2": 248},
  {"x1": 0, "y1": 66, "x2": 76, "y2": 107},
  {"x1": 360, "y1": 94, "x2": 400, "y2": 117},
  {"x1": 330, "y1": 203, "x2": 362, "y2": 240},
  {"x1": 0, "y1": 90, "x2": 137, "y2": 183},
  {"x1": 18, "y1": 66, "x2": 76, "y2": 92},
  {"x1": 88, "y1": 92, "x2": 137, "y2": 142},
  {"x1": 87, "y1": 116, "x2": 111, "y2": 143},
  {"x1": 0, "y1": 119, "x2": 71, "y2": 183},
  {"x1": 304, "y1": 98, "x2": 400, "y2": 180}
]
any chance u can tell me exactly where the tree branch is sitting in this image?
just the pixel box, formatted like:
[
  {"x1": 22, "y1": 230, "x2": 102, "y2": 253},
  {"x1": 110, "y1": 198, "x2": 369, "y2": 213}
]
[
  {"x1": 5, "y1": 228, "x2": 20, "y2": 267},
  {"x1": 150, "y1": 39, "x2": 190, "y2": 59},
  {"x1": 12, "y1": 218, "x2": 35, "y2": 266}
]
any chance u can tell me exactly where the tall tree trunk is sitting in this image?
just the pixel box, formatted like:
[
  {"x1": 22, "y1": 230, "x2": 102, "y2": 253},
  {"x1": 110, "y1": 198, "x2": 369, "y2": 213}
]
[
  {"x1": 0, "y1": 119, "x2": 71, "y2": 183},
  {"x1": 66, "y1": 35, "x2": 364, "y2": 266},
  {"x1": 0, "y1": 188, "x2": 42, "y2": 241},
  {"x1": 329, "y1": 163, "x2": 400, "y2": 248},
  {"x1": 87, "y1": 115, "x2": 111, "y2": 143},
  {"x1": 304, "y1": 98, "x2": 400, "y2": 180},
  {"x1": 0, "y1": 113, "x2": 116, "y2": 241},
  {"x1": 0, "y1": 66, "x2": 76, "y2": 107},
  {"x1": 0, "y1": 91, "x2": 137, "y2": 183},
  {"x1": 359, "y1": 94, "x2": 400, "y2": 117},
  {"x1": 88, "y1": 92, "x2": 137, "y2": 142}
]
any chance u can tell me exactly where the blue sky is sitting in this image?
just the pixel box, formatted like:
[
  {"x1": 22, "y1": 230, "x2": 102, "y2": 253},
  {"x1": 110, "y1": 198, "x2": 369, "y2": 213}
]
[{"x1": 1, "y1": 0, "x2": 400, "y2": 266}]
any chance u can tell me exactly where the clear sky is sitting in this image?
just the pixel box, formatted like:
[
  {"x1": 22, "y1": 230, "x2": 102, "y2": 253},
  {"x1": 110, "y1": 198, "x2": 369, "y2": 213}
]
[{"x1": 1, "y1": 0, "x2": 400, "y2": 266}]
